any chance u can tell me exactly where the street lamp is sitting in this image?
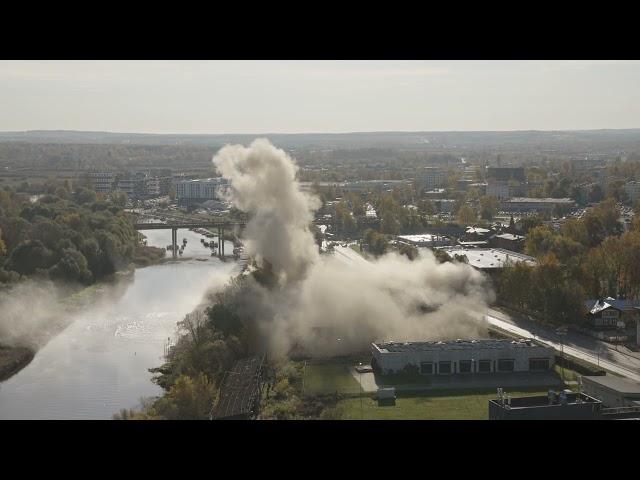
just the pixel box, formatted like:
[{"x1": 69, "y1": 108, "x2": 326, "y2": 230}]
[
  {"x1": 358, "y1": 362, "x2": 363, "y2": 420},
  {"x1": 556, "y1": 326, "x2": 568, "y2": 383}
]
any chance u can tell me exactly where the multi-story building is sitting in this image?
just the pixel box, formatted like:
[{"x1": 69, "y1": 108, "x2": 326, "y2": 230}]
[
  {"x1": 175, "y1": 177, "x2": 228, "y2": 206},
  {"x1": 486, "y1": 166, "x2": 526, "y2": 200},
  {"x1": 624, "y1": 181, "x2": 640, "y2": 204},
  {"x1": 87, "y1": 170, "x2": 163, "y2": 199},
  {"x1": 421, "y1": 167, "x2": 446, "y2": 190},
  {"x1": 87, "y1": 171, "x2": 116, "y2": 193}
]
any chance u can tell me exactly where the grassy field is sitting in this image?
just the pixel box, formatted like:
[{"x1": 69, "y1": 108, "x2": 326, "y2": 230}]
[
  {"x1": 303, "y1": 363, "x2": 361, "y2": 395},
  {"x1": 333, "y1": 389, "x2": 551, "y2": 420}
]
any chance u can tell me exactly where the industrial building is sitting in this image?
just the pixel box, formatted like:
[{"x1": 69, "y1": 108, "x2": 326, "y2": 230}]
[
  {"x1": 489, "y1": 390, "x2": 602, "y2": 420},
  {"x1": 371, "y1": 339, "x2": 555, "y2": 376},
  {"x1": 396, "y1": 234, "x2": 452, "y2": 248},
  {"x1": 437, "y1": 247, "x2": 536, "y2": 271},
  {"x1": 581, "y1": 375, "x2": 640, "y2": 408}
]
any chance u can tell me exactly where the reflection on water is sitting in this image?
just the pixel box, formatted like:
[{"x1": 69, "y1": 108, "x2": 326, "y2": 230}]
[{"x1": 0, "y1": 229, "x2": 236, "y2": 419}]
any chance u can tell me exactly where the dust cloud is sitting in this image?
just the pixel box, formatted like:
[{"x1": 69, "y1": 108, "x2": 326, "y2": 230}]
[{"x1": 213, "y1": 139, "x2": 493, "y2": 356}]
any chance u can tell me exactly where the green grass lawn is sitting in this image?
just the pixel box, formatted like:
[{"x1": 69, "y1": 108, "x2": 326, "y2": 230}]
[
  {"x1": 303, "y1": 364, "x2": 361, "y2": 395},
  {"x1": 333, "y1": 389, "x2": 551, "y2": 420}
]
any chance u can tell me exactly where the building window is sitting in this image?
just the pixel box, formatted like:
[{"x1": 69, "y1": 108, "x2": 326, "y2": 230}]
[
  {"x1": 497, "y1": 359, "x2": 515, "y2": 372},
  {"x1": 478, "y1": 360, "x2": 491, "y2": 373},
  {"x1": 529, "y1": 358, "x2": 550, "y2": 372},
  {"x1": 420, "y1": 362, "x2": 434, "y2": 375},
  {"x1": 459, "y1": 360, "x2": 472, "y2": 374},
  {"x1": 438, "y1": 361, "x2": 452, "y2": 375}
]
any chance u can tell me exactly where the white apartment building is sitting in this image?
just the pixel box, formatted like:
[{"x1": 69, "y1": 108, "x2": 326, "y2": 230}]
[{"x1": 176, "y1": 177, "x2": 228, "y2": 205}]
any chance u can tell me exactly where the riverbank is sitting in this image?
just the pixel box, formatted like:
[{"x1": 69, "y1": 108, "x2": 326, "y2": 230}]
[{"x1": 0, "y1": 345, "x2": 35, "y2": 382}]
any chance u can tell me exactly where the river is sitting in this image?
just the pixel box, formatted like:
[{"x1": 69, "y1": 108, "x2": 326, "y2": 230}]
[{"x1": 0, "y1": 229, "x2": 238, "y2": 419}]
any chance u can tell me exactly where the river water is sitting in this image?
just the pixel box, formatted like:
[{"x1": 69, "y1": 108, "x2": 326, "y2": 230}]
[{"x1": 0, "y1": 229, "x2": 238, "y2": 419}]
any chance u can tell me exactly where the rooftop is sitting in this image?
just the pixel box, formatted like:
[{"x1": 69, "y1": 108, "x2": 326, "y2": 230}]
[
  {"x1": 397, "y1": 234, "x2": 449, "y2": 244},
  {"x1": 582, "y1": 375, "x2": 640, "y2": 395},
  {"x1": 374, "y1": 338, "x2": 546, "y2": 354},
  {"x1": 494, "y1": 233, "x2": 524, "y2": 241},
  {"x1": 438, "y1": 247, "x2": 536, "y2": 269},
  {"x1": 585, "y1": 297, "x2": 640, "y2": 314}
]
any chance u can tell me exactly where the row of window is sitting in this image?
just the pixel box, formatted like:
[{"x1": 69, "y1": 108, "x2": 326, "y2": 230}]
[{"x1": 418, "y1": 358, "x2": 550, "y2": 375}]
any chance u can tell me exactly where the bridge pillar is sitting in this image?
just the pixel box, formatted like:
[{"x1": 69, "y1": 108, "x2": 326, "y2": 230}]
[{"x1": 171, "y1": 227, "x2": 177, "y2": 258}]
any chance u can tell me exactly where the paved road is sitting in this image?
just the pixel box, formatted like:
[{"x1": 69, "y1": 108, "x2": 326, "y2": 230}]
[
  {"x1": 332, "y1": 245, "x2": 368, "y2": 266},
  {"x1": 486, "y1": 309, "x2": 640, "y2": 382}
]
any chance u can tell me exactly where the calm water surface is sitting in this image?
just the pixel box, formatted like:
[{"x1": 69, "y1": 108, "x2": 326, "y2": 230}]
[{"x1": 0, "y1": 229, "x2": 237, "y2": 419}]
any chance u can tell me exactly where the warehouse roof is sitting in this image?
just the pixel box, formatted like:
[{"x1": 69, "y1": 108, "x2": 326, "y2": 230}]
[
  {"x1": 374, "y1": 338, "x2": 547, "y2": 354},
  {"x1": 437, "y1": 247, "x2": 536, "y2": 269},
  {"x1": 494, "y1": 233, "x2": 524, "y2": 241},
  {"x1": 582, "y1": 376, "x2": 640, "y2": 395}
]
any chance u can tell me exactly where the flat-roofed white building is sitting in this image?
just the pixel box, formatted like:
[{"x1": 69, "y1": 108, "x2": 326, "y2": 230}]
[
  {"x1": 397, "y1": 234, "x2": 452, "y2": 248},
  {"x1": 372, "y1": 339, "x2": 555, "y2": 375},
  {"x1": 176, "y1": 177, "x2": 228, "y2": 206},
  {"x1": 438, "y1": 247, "x2": 536, "y2": 271}
]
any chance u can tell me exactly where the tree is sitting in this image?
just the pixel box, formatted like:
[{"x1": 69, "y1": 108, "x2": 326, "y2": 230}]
[
  {"x1": 74, "y1": 187, "x2": 97, "y2": 205},
  {"x1": 5, "y1": 240, "x2": 55, "y2": 275},
  {"x1": 49, "y1": 248, "x2": 93, "y2": 284},
  {"x1": 152, "y1": 373, "x2": 218, "y2": 420},
  {"x1": 0, "y1": 227, "x2": 5, "y2": 256},
  {"x1": 457, "y1": 204, "x2": 476, "y2": 225},
  {"x1": 479, "y1": 196, "x2": 499, "y2": 221}
]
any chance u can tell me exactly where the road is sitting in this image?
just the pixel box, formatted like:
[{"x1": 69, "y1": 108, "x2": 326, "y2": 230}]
[
  {"x1": 332, "y1": 245, "x2": 369, "y2": 266},
  {"x1": 330, "y1": 245, "x2": 640, "y2": 383},
  {"x1": 486, "y1": 308, "x2": 640, "y2": 382}
]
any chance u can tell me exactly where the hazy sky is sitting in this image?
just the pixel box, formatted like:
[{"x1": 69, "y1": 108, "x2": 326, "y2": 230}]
[{"x1": 1, "y1": 60, "x2": 639, "y2": 134}]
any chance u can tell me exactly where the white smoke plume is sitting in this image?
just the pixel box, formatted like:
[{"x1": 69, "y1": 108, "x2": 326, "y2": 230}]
[
  {"x1": 214, "y1": 139, "x2": 320, "y2": 283},
  {"x1": 0, "y1": 280, "x2": 69, "y2": 349},
  {"x1": 213, "y1": 139, "x2": 493, "y2": 356}
]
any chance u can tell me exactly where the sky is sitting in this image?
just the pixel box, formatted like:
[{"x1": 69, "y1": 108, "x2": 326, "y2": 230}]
[{"x1": 0, "y1": 60, "x2": 639, "y2": 134}]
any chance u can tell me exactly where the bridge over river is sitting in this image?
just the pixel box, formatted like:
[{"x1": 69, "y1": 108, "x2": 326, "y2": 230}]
[{"x1": 134, "y1": 221, "x2": 245, "y2": 258}]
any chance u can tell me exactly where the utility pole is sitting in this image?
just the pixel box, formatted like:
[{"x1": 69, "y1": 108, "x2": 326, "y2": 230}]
[
  {"x1": 358, "y1": 362, "x2": 363, "y2": 420},
  {"x1": 556, "y1": 326, "x2": 568, "y2": 383}
]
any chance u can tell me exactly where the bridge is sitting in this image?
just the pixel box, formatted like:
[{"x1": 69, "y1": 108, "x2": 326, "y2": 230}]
[{"x1": 134, "y1": 221, "x2": 245, "y2": 259}]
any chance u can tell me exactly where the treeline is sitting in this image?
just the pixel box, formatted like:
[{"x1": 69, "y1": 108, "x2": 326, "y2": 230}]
[
  {"x1": 497, "y1": 199, "x2": 640, "y2": 325},
  {"x1": 0, "y1": 182, "x2": 141, "y2": 285}
]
